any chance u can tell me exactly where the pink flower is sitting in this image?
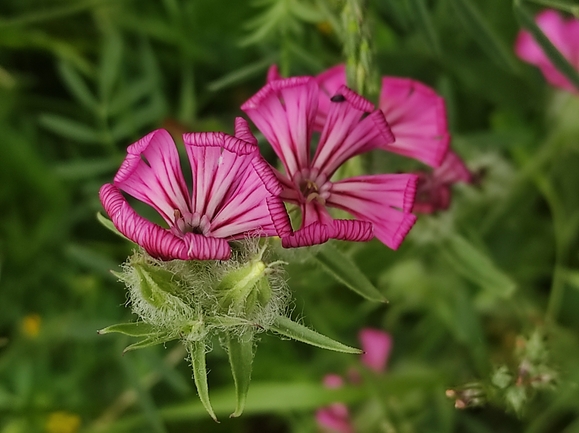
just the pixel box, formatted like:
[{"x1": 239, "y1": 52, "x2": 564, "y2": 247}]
[
  {"x1": 99, "y1": 118, "x2": 291, "y2": 261},
  {"x1": 359, "y1": 328, "x2": 393, "y2": 373},
  {"x1": 241, "y1": 71, "x2": 418, "y2": 249},
  {"x1": 315, "y1": 329, "x2": 393, "y2": 433},
  {"x1": 316, "y1": 403, "x2": 354, "y2": 433},
  {"x1": 271, "y1": 64, "x2": 449, "y2": 168},
  {"x1": 413, "y1": 151, "x2": 472, "y2": 214},
  {"x1": 515, "y1": 9, "x2": 579, "y2": 93}
]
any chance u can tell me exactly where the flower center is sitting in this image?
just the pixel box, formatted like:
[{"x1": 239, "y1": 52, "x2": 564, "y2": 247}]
[
  {"x1": 294, "y1": 169, "x2": 331, "y2": 205},
  {"x1": 173, "y1": 210, "x2": 211, "y2": 236}
]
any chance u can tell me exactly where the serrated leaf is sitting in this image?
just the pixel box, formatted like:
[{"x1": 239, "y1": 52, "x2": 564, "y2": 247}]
[
  {"x1": 311, "y1": 242, "x2": 387, "y2": 302},
  {"x1": 98, "y1": 322, "x2": 158, "y2": 337},
  {"x1": 189, "y1": 340, "x2": 218, "y2": 422},
  {"x1": 513, "y1": 0, "x2": 579, "y2": 90},
  {"x1": 450, "y1": 0, "x2": 519, "y2": 72},
  {"x1": 57, "y1": 61, "x2": 98, "y2": 111},
  {"x1": 39, "y1": 113, "x2": 101, "y2": 144},
  {"x1": 227, "y1": 332, "x2": 254, "y2": 418},
  {"x1": 270, "y1": 315, "x2": 362, "y2": 354},
  {"x1": 97, "y1": 212, "x2": 130, "y2": 241}
]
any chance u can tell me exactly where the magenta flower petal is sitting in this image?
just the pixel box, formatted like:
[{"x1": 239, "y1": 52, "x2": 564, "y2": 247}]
[
  {"x1": 313, "y1": 86, "x2": 395, "y2": 176},
  {"x1": 233, "y1": 117, "x2": 258, "y2": 146},
  {"x1": 378, "y1": 77, "x2": 449, "y2": 167},
  {"x1": 413, "y1": 151, "x2": 471, "y2": 214},
  {"x1": 281, "y1": 222, "x2": 331, "y2": 248},
  {"x1": 314, "y1": 64, "x2": 347, "y2": 129},
  {"x1": 315, "y1": 404, "x2": 354, "y2": 433},
  {"x1": 114, "y1": 129, "x2": 191, "y2": 225},
  {"x1": 359, "y1": 328, "x2": 393, "y2": 373},
  {"x1": 266, "y1": 64, "x2": 282, "y2": 83},
  {"x1": 515, "y1": 9, "x2": 579, "y2": 92},
  {"x1": 99, "y1": 184, "x2": 230, "y2": 260},
  {"x1": 241, "y1": 77, "x2": 318, "y2": 177},
  {"x1": 266, "y1": 196, "x2": 293, "y2": 237},
  {"x1": 183, "y1": 134, "x2": 284, "y2": 239},
  {"x1": 328, "y1": 174, "x2": 418, "y2": 249},
  {"x1": 331, "y1": 219, "x2": 373, "y2": 242}
]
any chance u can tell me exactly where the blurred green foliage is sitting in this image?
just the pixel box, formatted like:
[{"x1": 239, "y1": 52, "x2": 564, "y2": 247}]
[{"x1": 1, "y1": 0, "x2": 579, "y2": 432}]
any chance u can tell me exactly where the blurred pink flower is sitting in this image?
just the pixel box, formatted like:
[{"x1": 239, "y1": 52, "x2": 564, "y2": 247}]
[
  {"x1": 99, "y1": 118, "x2": 291, "y2": 261},
  {"x1": 242, "y1": 71, "x2": 417, "y2": 249},
  {"x1": 316, "y1": 329, "x2": 393, "y2": 433},
  {"x1": 515, "y1": 9, "x2": 579, "y2": 93},
  {"x1": 359, "y1": 328, "x2": 393, "y2": 373},
  {"x1": 316, "y1": 403, "x2": 354, "y2": 433},
  {"x1": 413, "y1": 151, "x2": 472, "y2": 214}
]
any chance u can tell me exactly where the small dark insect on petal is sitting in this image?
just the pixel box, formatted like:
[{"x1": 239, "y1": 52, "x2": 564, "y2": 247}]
[{"x1": 330, "y1": 94, "x2": 346, "y2": 103}]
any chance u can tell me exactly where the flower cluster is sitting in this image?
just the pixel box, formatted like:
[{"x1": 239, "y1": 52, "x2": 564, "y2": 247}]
[
  {"x1": 101, "y1": 65, "x2": 468, "y2": 258},
  {"x1": 515, "y1": 9, "x2": 579, "y2": 93}
]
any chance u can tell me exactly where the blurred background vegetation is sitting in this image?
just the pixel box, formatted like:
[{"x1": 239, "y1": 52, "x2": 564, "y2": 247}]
[{"x1": 2, "y1": 0, "x2": 579, "y2": 432}]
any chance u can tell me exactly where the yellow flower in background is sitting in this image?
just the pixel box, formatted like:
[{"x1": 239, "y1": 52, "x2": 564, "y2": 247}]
[
  {"x1": 46, "y1": 411, "x2": 81, "y2": 433},
  {"x1": 21, "y1": 314, "x2": 41, "y2": 338}
]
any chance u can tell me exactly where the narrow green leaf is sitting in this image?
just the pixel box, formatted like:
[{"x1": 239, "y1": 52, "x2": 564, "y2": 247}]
[
  {"x1": 38, "y1": 114, "x2": 101, "y2": 144},
  {"x1": 442, "y1": 234, "x2": 516, "y2": 305},
  {"x1": 97, "y1": 212, "x2": 130, "y2": 241},
  {"x1": 208, "y1": 57, "x2": 274, "y2": 92},
  {"x1": 406, "y1": 0, "x2": 442, "y2": 57},
  {"x1": 189, "y1": 340, "x2": 218, "y2": 422},
  {"x1": 513, "y1": 0, "x2": 579, "y2": 90},
  {"x1": 311, "y1": 242, "x2": 386, "y2": 302},
  {"x1": 57, "y1": 61, "x2": 98, "y2": 111},
  {"x1": 99, "y1": 32, "x2": 123, "y2": 103},
  {"x1": 227, "y1": 333, "x2": 254, "y2": 418},
  {"x1": 270, "y1": 315, "x2": 362, "y2": 354},
  {"x1": 98, "y1": 322, "x2": 157, "y2": 337},
  {"x1": 450, "y1": 0, "x2": 519, "y2": 72},
  {"x1": 54, "y1": 158, "x2": 120, "y2": 179}
]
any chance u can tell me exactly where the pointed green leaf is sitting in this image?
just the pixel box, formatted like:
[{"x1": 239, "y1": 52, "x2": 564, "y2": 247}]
[
  {"x1": 99, "y1": 32, "x2": 123, "y2": 103},
  {"x1": 227, "y1": 333, "x2": 254, "y2": 418},
  {"x1": 450, "y1": 0, "x2": 519, "y2": 72},
  {"x1": 311, "y1": 243, "x2": 386, "y2": 302},
  {"x1": 97, "y1": 212, "x2": 130, "y2": 241},
  {"x1": 513, "y1": 0, "x2": 579, "y2": 90},
  {"x1": 38, "y1": 113, "x2": 101, "y2": 144},
  {"x1": 442, "y1": 234, "x2": 516, "y2": 305},
  {"x1": 271, "y1": 315, "x2": 362, "y2": 354},
  {"x1": 98, "y1": 322, "x2": 157, "y2": 337},
  {"x1": 189, "y1": 340, "x2": 218, "y2": 422},
  {"x1": 57, "y1": 61, "x2": 98, "y2": 111}
]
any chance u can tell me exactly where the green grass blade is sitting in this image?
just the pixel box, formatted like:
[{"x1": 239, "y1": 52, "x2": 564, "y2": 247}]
[{"x1": 450, "y1": 0, "x2": 519, "y2": 72}]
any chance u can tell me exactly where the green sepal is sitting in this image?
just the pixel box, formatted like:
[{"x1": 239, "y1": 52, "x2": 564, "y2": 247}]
[
  {"x1": 189, "y1": 340, "x2": 219, "y2": 422},
  {"x1": 514, "y1": 0, "x2": 579, "y2": 90},
  {"x1": 311, "y1": 242, "x2": 387, "y2": 302},
  {"x1": 97, "y1": 212, "x2": 130, "y2": 241},
  {"x1": 123, "y1": 332, "x2": 178, "y2": 354},
  {"x1": 270, "y1": 315, "x2": 362, "y2": 354},
  {"x1": 227, "y1": 332, "x2": 254, "y2": 418},
  {"x1": 98, "y1": 322, "x2": 157, "y2": 337},
  {"x1": 216, "y1": 259, "x2": 267, "y2": 315}
]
